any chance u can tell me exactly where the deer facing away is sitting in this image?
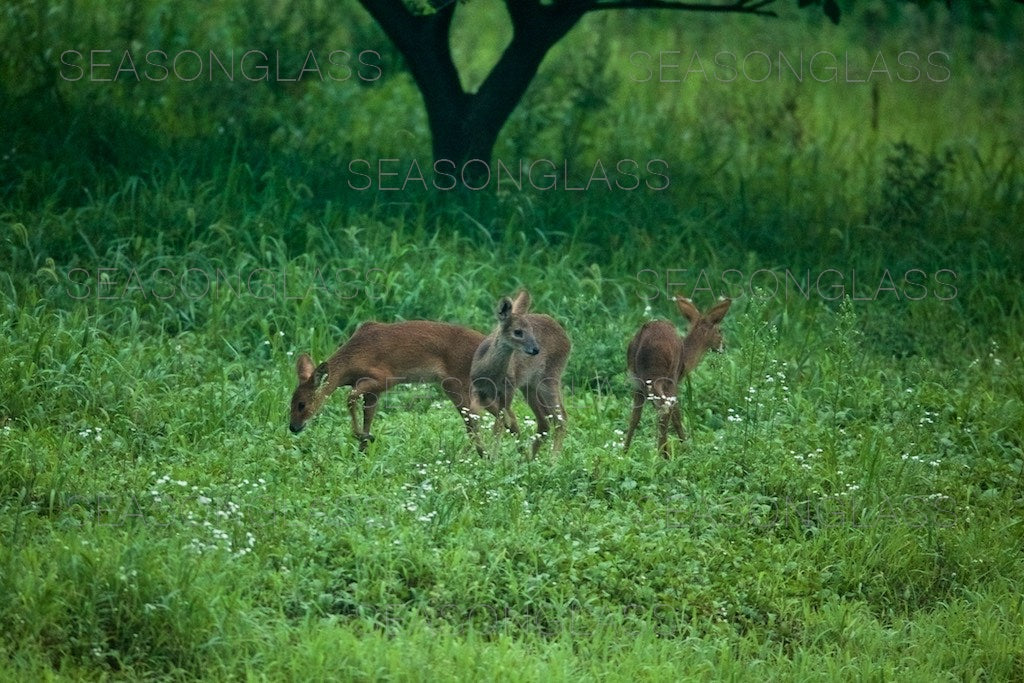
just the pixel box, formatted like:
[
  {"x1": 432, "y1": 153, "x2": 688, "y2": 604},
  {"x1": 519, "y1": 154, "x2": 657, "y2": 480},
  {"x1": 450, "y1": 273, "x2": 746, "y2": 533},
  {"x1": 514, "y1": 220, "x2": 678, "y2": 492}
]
[
  {"x1": 623, "y1": 297, "x2": 732, "y2": 457},
  {"x1": 470, "y1": 290, "x2": 571, "y2": 457},
  {"x1": 290, "y1": 320, "x2": 512, "y2": 455}
]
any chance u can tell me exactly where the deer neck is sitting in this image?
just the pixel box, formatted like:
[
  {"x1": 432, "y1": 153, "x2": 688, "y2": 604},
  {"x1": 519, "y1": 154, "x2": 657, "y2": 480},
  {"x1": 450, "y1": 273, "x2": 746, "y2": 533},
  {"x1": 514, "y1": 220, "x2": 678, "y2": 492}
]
[
  {"x1": 679, "y1": 333, "x2": 710, "y2": 376},
  {"x1": 322, "y1": 352, "x2": 357, "y2": 395},
  {"x1": 475, "y1": 338, "x2": 516, "y2": 381}
]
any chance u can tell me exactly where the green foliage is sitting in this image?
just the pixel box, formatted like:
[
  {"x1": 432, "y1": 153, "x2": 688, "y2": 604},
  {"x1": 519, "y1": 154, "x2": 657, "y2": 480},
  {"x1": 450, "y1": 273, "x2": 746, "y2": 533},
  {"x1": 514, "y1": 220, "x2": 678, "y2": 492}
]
[
  {"x1": 874, "y1": 140, "x2": 954, "y2": 230},
  {"x1": 1, "y1": 1, "x2": 1023, "y2": 679}
]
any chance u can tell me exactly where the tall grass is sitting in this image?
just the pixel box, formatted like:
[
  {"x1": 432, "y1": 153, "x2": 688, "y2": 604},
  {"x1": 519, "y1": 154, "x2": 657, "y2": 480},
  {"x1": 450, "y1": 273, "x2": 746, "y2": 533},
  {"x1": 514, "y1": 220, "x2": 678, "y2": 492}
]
[{"x1": 2, "y1": 1, "x2": 1023, "y2": 679}]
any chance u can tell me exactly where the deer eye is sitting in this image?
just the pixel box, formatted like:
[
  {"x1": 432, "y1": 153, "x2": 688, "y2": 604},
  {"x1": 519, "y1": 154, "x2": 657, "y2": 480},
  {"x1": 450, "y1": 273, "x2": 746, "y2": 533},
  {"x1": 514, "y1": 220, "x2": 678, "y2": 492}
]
[
  {"x1": 297, "y1": 402, "x2": 306, "y2": 411},
  {"x1": 513, "y1": 329, "x2": 524, "y2": 338}
]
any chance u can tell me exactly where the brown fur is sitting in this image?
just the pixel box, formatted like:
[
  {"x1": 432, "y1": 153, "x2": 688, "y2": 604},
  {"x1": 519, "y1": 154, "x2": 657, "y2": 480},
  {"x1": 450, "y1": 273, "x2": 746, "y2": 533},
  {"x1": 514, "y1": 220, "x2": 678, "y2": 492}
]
[
  {"x1": 470, "y1": 290, "x2": 572, "y2": 457},
  {"x1": 290, "y1": 320, "x2": 510, "y2": 455},
  {"x1": 623, "y1": 298, "x2": 732, "y2": 457}
]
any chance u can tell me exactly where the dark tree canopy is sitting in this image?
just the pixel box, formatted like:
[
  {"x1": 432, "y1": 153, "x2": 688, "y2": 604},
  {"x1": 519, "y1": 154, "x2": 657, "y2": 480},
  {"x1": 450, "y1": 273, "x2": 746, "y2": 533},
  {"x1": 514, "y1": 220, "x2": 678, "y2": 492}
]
[{"x1": 355, "y1": 0, "x2": 981, "y2": 171}]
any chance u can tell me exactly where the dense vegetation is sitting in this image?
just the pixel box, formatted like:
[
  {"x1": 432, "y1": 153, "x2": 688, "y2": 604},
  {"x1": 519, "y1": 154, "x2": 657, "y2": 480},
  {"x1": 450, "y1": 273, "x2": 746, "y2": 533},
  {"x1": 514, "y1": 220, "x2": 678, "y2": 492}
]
[{"x1": 1, "y1": 1, "x2": 1022, "y2": 678}]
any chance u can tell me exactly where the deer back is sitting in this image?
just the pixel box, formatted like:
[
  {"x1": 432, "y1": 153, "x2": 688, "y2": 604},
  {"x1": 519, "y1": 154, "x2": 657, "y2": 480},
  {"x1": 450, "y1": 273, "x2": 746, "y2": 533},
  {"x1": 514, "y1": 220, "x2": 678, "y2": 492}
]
[
  {"x1": 336, "y1": 321, "x2": 484, "y2": 384},
  {"x1": 627, "y1": 320, "x2": 683, "y2": 390}
]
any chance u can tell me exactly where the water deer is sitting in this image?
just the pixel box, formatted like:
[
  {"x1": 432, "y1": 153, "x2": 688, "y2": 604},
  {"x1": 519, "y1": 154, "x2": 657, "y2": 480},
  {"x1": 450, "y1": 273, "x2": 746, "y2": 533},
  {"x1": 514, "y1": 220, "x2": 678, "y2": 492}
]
[
  {"x1": 290, "y1": 321, "x2": 512, "y2": 455},
  {"x1": 624, "y1": 297, "x2": 732, "y2": 457},
  {"x1": 470, "y1": 290, "x2": 571, "y2": 457}
]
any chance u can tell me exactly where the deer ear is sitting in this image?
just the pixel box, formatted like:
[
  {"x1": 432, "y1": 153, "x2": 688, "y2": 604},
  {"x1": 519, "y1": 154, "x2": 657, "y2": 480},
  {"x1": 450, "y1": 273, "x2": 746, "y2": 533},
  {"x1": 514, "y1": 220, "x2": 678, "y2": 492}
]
[
  {"x1": 675, "y1": 297, "x2": 701, "y2": 325},
  {"x1": 313, "y1": 365, "x2": 329, "y2": 391},
  {"x1": 296, "y1": 353, "x2": 315, "y2": 382},
  {"x1": 512, "y1": 289, "x2": 531, "y2": 314},
  {"x1": 706, "y1": 298, "x2": 732, "y2": 324},
  {"x1": 496, "y1": 297, "x2": 514, "y2": 321}
]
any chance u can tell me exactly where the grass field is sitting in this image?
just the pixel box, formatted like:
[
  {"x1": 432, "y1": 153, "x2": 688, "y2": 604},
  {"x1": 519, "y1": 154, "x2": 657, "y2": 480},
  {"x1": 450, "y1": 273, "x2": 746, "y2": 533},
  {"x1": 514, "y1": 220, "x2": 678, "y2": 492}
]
[{"x1": 2, "y1": 1, "x2": 1023, "y2": 679}]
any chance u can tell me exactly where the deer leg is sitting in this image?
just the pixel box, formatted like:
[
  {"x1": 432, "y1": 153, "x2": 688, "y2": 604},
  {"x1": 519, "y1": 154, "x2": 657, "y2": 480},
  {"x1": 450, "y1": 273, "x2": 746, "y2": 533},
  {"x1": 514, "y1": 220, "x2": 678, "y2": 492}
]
[
  {"x1": 475, "y1": 399, "x2": 519, "y2": 456},
  {"x1": 463, "y1": 403, "x2": 491, "y2": 458},
  {"x1": 349, "y1": 377, "x2": 384, "y2": 449},
  {"x1": 346, "y1": 390, "x2": 363, "y2": 440},
  {"x1": 492, "y1": 391, "x2": 519, "y2": 438},
  {"x1": 443, "y1": 378, "x2": 485, "y2": 457},
  {"x1": 672, "y1": 403, "x2": 687, "y2": 442},
  {"x1": 524, "y1": 388, "x2": 552, "y2": 459},
  {"x1": 657, "y1": 409, "x2": 672, "y2": 458},
  {"x1": 360, "y1": 397, "x2": 380, "y2": 450},
  {"x1": 503, "y1": 405, "x2": 519, "y2": 436},
  {"x1": 537, "y1": 383, "x2": 567, "y2": 455},
  {"x1": 485, "y1": 402, "x2": 506, "y2": 436},
  {"x1": 462, "y1": 406, "x2": 486, "y2": 458},
  {"x1": 623, "y1": 390, "x2": 645, "y2": 452}
]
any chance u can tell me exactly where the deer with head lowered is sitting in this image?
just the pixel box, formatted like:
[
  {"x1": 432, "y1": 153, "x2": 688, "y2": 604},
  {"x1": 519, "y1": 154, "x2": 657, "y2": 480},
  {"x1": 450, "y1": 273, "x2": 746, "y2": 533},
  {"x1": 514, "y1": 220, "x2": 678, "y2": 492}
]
[
  {"x1": 290, "y1": 321, "x2": 513, "y2": 455},
  {"x1": 624, "y1": 297, "x2": 732, "y2": 457},
  {"x1": 470, "y1": 290, "x2": 571, "y2": 457}
]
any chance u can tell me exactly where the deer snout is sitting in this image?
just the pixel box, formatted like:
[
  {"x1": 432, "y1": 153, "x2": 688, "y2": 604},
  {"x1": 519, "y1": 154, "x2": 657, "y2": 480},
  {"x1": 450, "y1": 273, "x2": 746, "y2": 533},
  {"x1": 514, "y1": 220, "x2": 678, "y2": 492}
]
[
  {"x1": 289, "y1": 422, "x2": 304, "y2": 434},
  {"x1": 526, "y1": 344, "x2": 540, "y2": 356}
]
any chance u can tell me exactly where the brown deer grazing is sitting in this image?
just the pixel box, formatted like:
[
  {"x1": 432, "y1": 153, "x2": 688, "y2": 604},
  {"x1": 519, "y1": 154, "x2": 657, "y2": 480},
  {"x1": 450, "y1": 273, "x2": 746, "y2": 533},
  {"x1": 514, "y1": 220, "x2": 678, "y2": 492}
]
[
  {"x1": 290, "y1": 321, "x2": 512, "y2": 455},
  {"x1": 624, "y1": 297, "x2": 732, "y2": 457},
  {"x1": 470, "y1": 290, "x2": 571, "y2": 457}
]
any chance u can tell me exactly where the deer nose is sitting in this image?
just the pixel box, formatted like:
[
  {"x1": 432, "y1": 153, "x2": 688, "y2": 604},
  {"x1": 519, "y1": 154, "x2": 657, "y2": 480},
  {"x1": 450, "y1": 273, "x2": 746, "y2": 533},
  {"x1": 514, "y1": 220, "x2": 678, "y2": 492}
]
[
  {"x1": 289, "y1": 423, "x2": 304, "y2": 434},
  {"x1": 526, "y1": 345, "x2": 540, "y2": 356}
]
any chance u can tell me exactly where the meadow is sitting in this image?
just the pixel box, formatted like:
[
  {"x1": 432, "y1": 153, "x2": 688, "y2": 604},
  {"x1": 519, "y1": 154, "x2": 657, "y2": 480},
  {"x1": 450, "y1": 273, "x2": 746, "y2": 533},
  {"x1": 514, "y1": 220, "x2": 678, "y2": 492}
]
[{"x1": 1, "y1": 1, "x2": 1023, "y2": 679}]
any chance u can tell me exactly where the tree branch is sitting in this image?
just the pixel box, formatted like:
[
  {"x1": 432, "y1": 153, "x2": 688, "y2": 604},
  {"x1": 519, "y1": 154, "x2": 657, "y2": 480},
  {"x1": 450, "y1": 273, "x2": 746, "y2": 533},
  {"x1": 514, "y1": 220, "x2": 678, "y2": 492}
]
[
  {"x1": 357, "y1": 0, "x2": 469, "y2": 161},
  {"x1": 356, "y1": 0, "x2": 420, "y2": 55},
  {"x1": 356, "y1": 0, "x2": 779, "y2": 167},
  {"x1": 584, "y1": 0, "x2": 777, "y2": 15},
  {"x1": 506, "y1": 0, "x2": 543, "y2": 27}
]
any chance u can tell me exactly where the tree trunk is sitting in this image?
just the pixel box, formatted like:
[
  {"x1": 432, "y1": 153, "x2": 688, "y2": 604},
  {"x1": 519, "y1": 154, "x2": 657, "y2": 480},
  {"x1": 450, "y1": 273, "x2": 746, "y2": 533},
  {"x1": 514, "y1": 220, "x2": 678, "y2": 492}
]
[{"x1": 357, "y1": 0, "x2": 586, "y2": 178}]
